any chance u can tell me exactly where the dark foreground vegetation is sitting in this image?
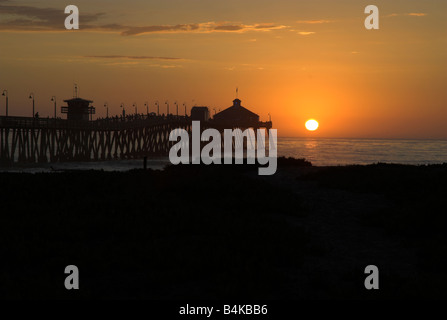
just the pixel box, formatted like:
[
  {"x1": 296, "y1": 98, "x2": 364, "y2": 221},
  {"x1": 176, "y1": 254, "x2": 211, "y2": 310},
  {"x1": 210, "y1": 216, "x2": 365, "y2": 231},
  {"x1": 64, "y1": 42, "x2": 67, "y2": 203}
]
[{"x1": 0, "y1": 160, "x2": 446, "y2": 299}]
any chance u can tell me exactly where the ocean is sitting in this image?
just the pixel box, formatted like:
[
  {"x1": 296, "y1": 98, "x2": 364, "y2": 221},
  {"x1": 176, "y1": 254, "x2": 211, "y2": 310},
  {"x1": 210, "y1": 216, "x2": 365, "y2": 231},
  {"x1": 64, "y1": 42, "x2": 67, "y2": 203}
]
[
  {"x1": 277, "y1": 138, "x2": 447, "y2": 166},
  {"x1": 1, "y1": 138, "x2": 446, "y2": 172}
]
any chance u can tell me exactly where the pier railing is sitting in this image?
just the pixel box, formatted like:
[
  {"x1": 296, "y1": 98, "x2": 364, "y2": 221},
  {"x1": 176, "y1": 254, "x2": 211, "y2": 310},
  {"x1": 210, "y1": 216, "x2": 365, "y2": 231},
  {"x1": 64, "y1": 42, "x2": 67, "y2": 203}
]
[{"x1": 0, "y1": 114, "x2": 190, "y2": 130}]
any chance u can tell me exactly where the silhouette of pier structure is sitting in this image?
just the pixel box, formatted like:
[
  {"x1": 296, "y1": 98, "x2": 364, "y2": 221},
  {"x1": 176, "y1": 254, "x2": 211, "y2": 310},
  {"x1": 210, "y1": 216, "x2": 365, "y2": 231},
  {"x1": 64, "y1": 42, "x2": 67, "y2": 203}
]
[{"x1": 0, "y1": 96, "x2": 272, "y2": 165}]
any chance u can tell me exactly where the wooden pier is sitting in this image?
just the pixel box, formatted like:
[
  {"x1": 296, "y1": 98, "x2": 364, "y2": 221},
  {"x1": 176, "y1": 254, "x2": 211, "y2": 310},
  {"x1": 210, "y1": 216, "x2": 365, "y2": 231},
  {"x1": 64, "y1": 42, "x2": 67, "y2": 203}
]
[
  {"x1": 0, "y1": 115, "x2": 272, "y2": 165},
  {"x1": 0, "y1": 115, "x2": 192, "y2": 164}
]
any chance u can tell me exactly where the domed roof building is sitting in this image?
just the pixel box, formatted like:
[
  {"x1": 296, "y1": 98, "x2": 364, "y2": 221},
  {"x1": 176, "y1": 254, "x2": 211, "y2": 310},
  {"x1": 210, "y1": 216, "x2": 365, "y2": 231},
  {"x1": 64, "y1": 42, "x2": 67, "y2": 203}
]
[{"x1": 213, "y1": 98, "x2": 260, "y2": 126}]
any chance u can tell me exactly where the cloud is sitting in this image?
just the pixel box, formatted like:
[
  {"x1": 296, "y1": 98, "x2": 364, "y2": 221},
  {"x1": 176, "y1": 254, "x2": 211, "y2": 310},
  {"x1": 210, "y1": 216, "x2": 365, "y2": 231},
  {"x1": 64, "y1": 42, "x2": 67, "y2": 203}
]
[
  {"x1": 296, "y1": 20, "x2": 331, "y2": 24},
  {"x1": 121, "y1": 24, "x2": 200, "y2": 36},
  {"x1": 0, "y1": 3, "x2": 287, "y2": 36},
  {"x1": 102, "y1": 61, "x2": 182, "y2": 69},
  {"x1": 82, "y1": 56, "x2": 183, "y2": 68},
  {"x1": 84, "y1": 55, "x2": 183, "y2": 61},
  {"x1": 0, "y1": 3, "x2": 103, "y2": 31},
  {"x1": 254, "y1": 23, "x2": 278, "y2": 29},
  {"x1": 214, "y1": 25, "x2": 243, "y2": 31},
  {"x1": 122, "y1": 22, "x2": 287, "y2": 36},
  {"x1": 297, "y1": 31, "x2": 315, "y2": 36},
  {"x1": 387, "y1": 13, "x2": 427, "y2": 18}
]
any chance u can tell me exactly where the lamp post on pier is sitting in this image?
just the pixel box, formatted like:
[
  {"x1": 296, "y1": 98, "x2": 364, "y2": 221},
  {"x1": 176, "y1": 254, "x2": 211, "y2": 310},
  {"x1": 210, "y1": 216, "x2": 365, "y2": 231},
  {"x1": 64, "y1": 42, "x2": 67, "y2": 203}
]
[
  {"x1": 104, "y1": 102, "x2": 109, "y2": 118},
  {"x1": 183, "y1": 103, "x2": 187, "y2": 116},
  {"x1": 144, "y1": 102, "x2": 149, "y2": 115},
  {"x1": 174, "y1": 101, "x2": 178, "y2": 117},
  {"x1": 51, "y1": 96, "x2": 57, "y2": 118},
  {"x1": 165, "y1": 101, "x2": 169, "y2": 116},
  {"x1": 29, "y1": 93, "x2": 35, "y2": 118},
  {"x1": 155, "y1": 101, "x2": 159, "y2": 116},
  {"x1": 120, "y1": 103, "x2": 125, "y2": 118},
  {"x1": 2, "y1": 90, "x2": 8, "y2": 117},
  {"x1": 133, "y1": 103, "x2": 138, "y2": 115}
]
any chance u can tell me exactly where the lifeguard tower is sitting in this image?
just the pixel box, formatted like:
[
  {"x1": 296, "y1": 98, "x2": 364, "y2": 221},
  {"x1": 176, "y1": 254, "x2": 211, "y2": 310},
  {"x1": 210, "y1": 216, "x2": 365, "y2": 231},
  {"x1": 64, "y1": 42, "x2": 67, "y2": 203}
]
[{"x1": 61, "y1": 85, "x2": 95, "y2": 121}]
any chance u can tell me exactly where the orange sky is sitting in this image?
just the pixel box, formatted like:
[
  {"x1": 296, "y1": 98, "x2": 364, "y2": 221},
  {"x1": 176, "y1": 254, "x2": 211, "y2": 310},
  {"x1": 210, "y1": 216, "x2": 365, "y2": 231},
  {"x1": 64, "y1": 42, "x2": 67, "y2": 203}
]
[{"x1": 1, "y1": 0, "x2": 446, "y2": 138}]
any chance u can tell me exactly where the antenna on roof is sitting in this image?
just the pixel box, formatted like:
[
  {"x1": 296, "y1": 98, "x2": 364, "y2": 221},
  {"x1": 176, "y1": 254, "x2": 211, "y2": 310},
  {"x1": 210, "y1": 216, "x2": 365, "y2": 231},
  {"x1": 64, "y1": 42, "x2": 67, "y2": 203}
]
[
  {"x1": 73, "y1": 84, "x2": 78, "y2": 98},
  {"x1": 236, "y1": 87, "x2": 239, "y2": 99}
]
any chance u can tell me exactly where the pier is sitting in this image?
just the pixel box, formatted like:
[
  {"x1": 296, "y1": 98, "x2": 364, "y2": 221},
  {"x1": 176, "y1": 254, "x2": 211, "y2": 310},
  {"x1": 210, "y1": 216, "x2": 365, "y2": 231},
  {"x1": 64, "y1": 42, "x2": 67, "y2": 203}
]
[{"x1": 0, "y1": 98, "x2": 272, "y2": 165}]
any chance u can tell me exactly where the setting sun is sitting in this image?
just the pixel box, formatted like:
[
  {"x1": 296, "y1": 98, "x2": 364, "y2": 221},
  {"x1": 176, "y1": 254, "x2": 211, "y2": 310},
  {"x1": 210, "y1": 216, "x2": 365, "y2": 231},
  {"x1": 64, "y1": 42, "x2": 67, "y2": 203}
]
[{"x1": 305, "y1": 120, "x2": 319, "y2": 131}]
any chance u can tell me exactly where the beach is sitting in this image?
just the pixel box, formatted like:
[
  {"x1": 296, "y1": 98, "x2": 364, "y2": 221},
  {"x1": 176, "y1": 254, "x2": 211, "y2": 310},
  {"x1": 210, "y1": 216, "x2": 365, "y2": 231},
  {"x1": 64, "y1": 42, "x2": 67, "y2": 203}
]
[{"x1": 1, "y1": 159, "x2": 446, "y2": 299}]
